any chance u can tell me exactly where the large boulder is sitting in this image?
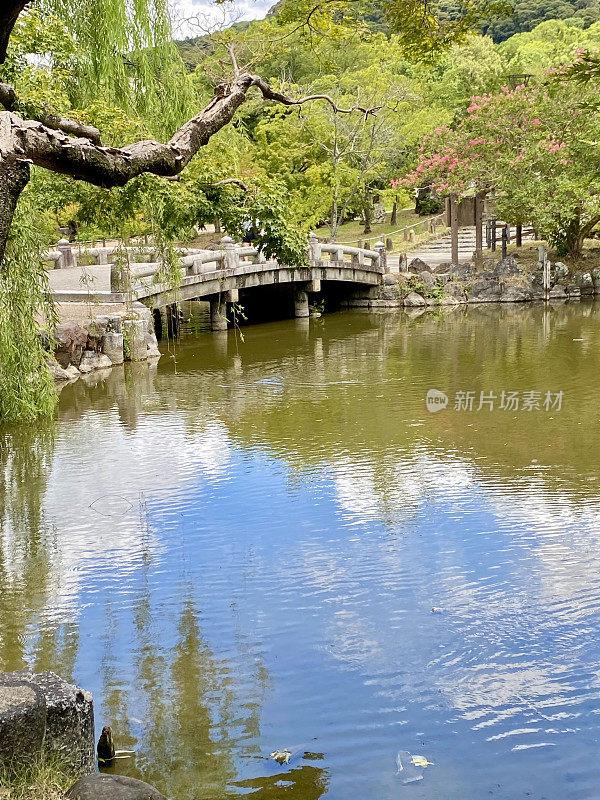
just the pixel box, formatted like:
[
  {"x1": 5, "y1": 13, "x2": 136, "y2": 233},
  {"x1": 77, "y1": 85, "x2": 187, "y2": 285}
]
[
  {"x1": 450, "y1": 263, "x2": 476, "y2": 280},
  {"x1": 67, "y1": 775, "x2": 167, "y2": 800},
  {"x1": 403, "y1": 291, "x2": 428, "y2": 307},
  {"x1": 407, "y1": 257, "x2": 432, "y2": 274},
  {"x1": 500, "y1": 283, "x2": 533, "y2": 303},
  {"x1": 493, "y1": 256, "x2": 522, "y2": 277},
  {"x1": 1, "y1": 671, "x2": 95, "y2": 774},
  {"x1": 572, "y1": 272, "x2": 594, "y2": 296},
  {"x1": 444, "y1": 281, "x2": 468, "y2": 301},
  {"x1": 0, "y1": 678, "x2": 47, "y2": 772},
  {"x1": 468, "y1": 277, "x2": 502, "y2": 302},
  {"x1": 54, "y1": 322, "x2": 89, "y2": 368}
]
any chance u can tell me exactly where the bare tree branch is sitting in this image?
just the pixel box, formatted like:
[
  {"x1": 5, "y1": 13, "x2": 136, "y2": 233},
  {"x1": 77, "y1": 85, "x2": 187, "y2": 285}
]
[
  {"x1": 3, "y1": 73, "x2": 379, "y2": 190},
  {"x1": 0, "y1": 82, "x2": 104, "y2": 145}
]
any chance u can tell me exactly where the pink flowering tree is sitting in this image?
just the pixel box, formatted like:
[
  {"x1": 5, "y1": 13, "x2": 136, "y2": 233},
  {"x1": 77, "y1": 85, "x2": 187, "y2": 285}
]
[{"x1": 398, "y1": 80, "x2": 600, "y2": 256}]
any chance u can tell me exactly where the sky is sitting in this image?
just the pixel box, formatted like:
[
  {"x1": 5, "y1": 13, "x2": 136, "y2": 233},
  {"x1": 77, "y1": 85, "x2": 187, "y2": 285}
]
[{"x1": 173, "y1": 0, "x2": 273, "y2": 36}]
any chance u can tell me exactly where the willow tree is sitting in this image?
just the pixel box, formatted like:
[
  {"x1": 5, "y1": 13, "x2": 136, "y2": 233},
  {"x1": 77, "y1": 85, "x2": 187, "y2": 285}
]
[{"x1": 0, "y1": 0, "x2": 495, "y2": 421}]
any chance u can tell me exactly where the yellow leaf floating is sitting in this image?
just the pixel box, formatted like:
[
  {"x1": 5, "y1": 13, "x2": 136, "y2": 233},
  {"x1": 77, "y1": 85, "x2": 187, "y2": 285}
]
[{"x1": 411, "y1": 756, "x2": 434, "y2": 767}]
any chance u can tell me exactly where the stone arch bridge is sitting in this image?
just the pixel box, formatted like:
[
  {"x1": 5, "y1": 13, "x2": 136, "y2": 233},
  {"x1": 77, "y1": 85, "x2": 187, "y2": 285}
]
[{"x1": 46, "y1": 234, "x2": 388, "y2": 331}]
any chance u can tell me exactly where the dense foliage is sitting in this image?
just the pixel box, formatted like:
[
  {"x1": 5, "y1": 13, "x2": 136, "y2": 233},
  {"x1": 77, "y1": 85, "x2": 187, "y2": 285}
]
[
  {"x1": 4, "y1": 0, "x2": 600, "y2": 420},
  {"x1": 401, "y1": 80, "x2": 600, "y2": 254}
]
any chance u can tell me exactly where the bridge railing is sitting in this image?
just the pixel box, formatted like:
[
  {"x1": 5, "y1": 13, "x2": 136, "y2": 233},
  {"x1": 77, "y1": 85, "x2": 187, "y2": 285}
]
[{"x1": 45, "y1": 234, "x2": 388, "y2": 295}]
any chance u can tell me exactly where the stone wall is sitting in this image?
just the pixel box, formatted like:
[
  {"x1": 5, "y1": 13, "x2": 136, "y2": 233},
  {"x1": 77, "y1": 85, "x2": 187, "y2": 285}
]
[
  {"x1": 345, "y1": 255, "x2": 600, "y2": 309},
  {"x1": 48, "y1": 304, "x2": 161, "y2": 383}
]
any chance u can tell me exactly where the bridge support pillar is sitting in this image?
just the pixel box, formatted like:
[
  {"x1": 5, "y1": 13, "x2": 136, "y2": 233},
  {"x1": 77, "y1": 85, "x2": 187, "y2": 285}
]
[
  {"x1": 210, "y1": 297, "x2": 228, "y2": 331},
  {"x1": 294, "y1": 289, "x2": 310, "y2": 318}
]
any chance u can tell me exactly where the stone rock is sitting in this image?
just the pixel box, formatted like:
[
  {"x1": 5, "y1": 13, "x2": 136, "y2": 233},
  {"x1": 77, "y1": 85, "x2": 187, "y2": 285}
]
[
  {"x1": 553, "y1": 262, "x2": 569, "y2": 279},
  {"x1": 592, "y1": 268, "x2": 600, "y2": 293},
  {"x1": 493, "y1": 256, "x2": 522, "y2": 277},
  {"x1": 433, "y1": 263, "x2": 452, "y2": 274},
  {"x1": 65, "y1": 365, "x2": 81, "y2": 380},
  {"x1": 10, "y1": 671, "x2": 94, "y2": 773},
  {"x1": 418, "y1": 271, "x2": 437, "y2": 291},
  {"x1": 47, "y1": 358, "x2": 72, "y2": 381},
  {"x1": 432, "y1": 272, "x2": 451, "y2": 284},
  {"x1": 96, "y1": 354, "x2": 113, "y2": 370},
  {"x1": 407, "y1": 258, "x2": 432, "y2": 274},
  {"x1": 438, "y1": 295, "x2": 460, "y2": 305},
  {"x1": 403, "y1": 291, "x2": 428, "y2": 307},
  {"x1": 573, "y1": 272, "x2": 594, "y2": 296},
  {"x1": 0, "y1": 678, "x2": 47, "y2": 771},
  {"x1": 382, "y1": 273, "x2": 398, "y2": 285},
  {"x1": 528, "y1": 274, "x2": 545, "y2": 299},
  {"x1": 468, "y1": 277, "x2": 502, "y2": 302},
  {"x1": 66, "y1": 774, "x2": 166, "y2": 800},
  {"x1": 123, "y1": 319, "x2": 147, "y2": 361},
  {"x1": 101, "y1": 332, "x2": 124, "y2": 365},
  {"x1": 79, "y1": 351, "x2": 100, "y2": 374},
  {"x1": 500, "y1": 284, "x2": 532, "y2": 303},
  {"x1": 54, "y1": 322, "x2": 88, "y2": 368},
  {"x1": 566, "y1": 284, "x2": 581, "y2": 298},
  {"x1": 549, "y1": 285, "x2": 567, "y2": 299},
  {"x1": 450, "y1": 263, "x2": 476, "y2": 280},
  {"x1": 444, "y1": 281, "x2": 468, "y2": 301}
]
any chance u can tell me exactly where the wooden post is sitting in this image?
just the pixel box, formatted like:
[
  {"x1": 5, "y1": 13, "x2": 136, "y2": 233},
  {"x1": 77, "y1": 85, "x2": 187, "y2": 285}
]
[
  {"x1": 491, "y1": 219, "x2": 497, "y2": 252},
  {"x1": 539, "y1": 244, "x2": 550, "y2": 301},
  {"x1": 516, "y1": 224, "x2": 523, "y2": 247},
  {"x1": 475, "y1": 192, "x2": 483, "y2": 262},
  {"x1": 450, "y1": 194, "x2": 459, "y2": 264},
  {"x1": 501, "y1": 226, "x2": 508, "y2": 259}
]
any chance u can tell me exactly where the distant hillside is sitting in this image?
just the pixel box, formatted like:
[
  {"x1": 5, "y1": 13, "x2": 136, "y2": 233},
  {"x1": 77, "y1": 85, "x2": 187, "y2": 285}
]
[
  {"x1": 270, "y1": 0, "x2": 600, "y2": 42},
  {"x1": 176, "y1": 0, "x2": 600, "y2": 70}
]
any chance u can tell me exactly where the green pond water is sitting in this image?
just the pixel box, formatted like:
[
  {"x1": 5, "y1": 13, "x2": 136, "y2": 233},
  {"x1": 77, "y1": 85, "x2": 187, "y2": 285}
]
[{"x1": 2, "y1": 301, "x2": 600, "y2": 799}]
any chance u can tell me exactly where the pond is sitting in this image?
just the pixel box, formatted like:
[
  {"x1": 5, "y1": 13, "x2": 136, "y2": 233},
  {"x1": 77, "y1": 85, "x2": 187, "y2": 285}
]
[{"x1": 2, "y1": 301, "x2": 600, "y2": 799}]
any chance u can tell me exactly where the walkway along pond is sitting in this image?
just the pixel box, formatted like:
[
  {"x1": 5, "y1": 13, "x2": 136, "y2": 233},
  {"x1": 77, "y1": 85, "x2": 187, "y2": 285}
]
[{"x1": 2, "y1": 302, "x2": 600, "y2": 798}]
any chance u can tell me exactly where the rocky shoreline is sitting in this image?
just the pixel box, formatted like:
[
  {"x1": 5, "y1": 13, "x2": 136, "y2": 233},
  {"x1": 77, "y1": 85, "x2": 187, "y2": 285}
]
[
  {"x1": 345, "y1": 254, "x2": 599, "y2": 308},
  {"x1": 47, "y1": 303, "x2": 161, "y2": 383}
]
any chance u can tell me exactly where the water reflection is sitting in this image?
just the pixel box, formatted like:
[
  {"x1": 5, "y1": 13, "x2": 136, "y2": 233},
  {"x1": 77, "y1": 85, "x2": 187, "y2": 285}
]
[{"x1": 1, "y1": 301, "x2": 600, "y2": 797}]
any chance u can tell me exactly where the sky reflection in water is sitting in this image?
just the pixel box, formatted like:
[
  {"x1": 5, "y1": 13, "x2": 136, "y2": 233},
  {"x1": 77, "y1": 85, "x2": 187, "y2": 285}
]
[{"x1": 2, "y1": 302, "x2": 600, "y2": 799}]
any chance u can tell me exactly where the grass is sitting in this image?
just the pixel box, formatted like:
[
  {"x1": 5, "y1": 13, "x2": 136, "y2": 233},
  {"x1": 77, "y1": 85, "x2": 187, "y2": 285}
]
[
  {"x1": 0, "y1": 759, "x2": 76, "y2": 800},
  {"x1": 476, "y1": 239, "x2": 600, "y2": 271}
]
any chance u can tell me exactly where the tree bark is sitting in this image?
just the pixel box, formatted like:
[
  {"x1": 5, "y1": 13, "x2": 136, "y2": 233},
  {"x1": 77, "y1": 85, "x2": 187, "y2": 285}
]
[
  {"x1": 0, "y1": 1, "x2": 29, "y2": 65},
  {"x1": 0, "y1": 155, "x2": 30, "y2": 266}
]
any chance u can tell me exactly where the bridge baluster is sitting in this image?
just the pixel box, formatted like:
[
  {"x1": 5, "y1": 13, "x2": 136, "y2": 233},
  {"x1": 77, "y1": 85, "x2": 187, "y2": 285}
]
[
  {"x1": 375, "y1": 241, "x2": 387, "y2": 273},
  {"x1": 221, "y1": 236, "x2": 238, "y2": 271},
  {"x1": 309, "y1": 232, "x2": 322, "y2": 265}
]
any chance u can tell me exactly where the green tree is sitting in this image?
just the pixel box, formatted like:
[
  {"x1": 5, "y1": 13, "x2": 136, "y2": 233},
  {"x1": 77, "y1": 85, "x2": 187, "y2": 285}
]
[{"x1": 401, "y1": 80, "x2": 600, "y2": 254}]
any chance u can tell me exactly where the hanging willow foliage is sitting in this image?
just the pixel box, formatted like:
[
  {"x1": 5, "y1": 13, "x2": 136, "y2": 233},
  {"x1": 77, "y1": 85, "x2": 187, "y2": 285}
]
[
  {"x1": 37, "y1": 0, "x2": 197, "y2": 136},
  {"x1": 0, "y1": 196, "x2": 58, "y2": 422}
]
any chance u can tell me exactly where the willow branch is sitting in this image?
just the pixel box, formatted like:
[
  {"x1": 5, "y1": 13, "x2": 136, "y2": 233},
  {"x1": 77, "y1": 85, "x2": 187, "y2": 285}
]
[{"x1": 0, "y1": 82, "x2": 103, "y2": 145}]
